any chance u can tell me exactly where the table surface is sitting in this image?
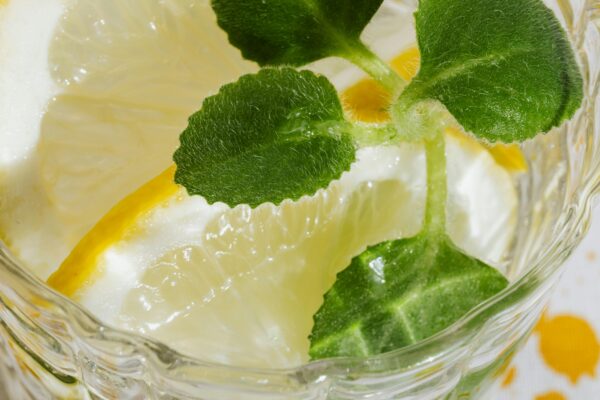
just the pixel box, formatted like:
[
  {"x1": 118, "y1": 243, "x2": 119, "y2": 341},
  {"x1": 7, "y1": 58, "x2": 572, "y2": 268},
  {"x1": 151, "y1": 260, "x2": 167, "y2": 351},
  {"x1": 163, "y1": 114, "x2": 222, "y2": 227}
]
[{"x1": 498, "y1": 204, "x2": 600, "y2": 400}]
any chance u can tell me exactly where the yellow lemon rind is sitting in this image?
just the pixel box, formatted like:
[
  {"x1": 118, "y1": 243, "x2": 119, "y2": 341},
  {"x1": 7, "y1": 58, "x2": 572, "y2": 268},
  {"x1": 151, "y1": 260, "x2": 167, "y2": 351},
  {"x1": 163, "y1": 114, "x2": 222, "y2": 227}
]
[{"x1": 47, "y1": 166, "x2": 179, "y2": 297}]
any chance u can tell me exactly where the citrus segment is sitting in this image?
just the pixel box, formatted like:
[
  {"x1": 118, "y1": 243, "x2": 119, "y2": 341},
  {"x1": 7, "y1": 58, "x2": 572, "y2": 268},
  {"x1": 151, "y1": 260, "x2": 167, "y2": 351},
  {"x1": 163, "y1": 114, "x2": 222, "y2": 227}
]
[
  {"x1": 1, "y1": 0, "x2": 520, "y2": 370},
  {"x1": 48, "y1": 167, "x2": 179, "y2": 297},
  {"x1": 39, "y1": 0, "x2": 256, "y2": 244},
  {"x1": 390, "y1": 47, "x2": 421, "y2": 81},
  {"x1": 486, "y1": 143, "x2": 529, "y2": 172},
  {"x1": 49, "y1": 134, "x2": 516, "y2": 368},
  {"x1": 342, "y1": 79, "x2": 391, "y2": 123},
  {"x1": 1, "y1": 0, "x2": 255, "y2": 278},
  {"x1": 342, "y1": 47, "x2": 419, "y2": 123}
]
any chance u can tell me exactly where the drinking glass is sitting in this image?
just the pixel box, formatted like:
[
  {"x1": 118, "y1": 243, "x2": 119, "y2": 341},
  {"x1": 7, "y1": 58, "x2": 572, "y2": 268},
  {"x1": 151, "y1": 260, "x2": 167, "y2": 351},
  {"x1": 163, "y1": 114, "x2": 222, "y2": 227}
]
[{"x1": 1, "y1": 0, "x2": 599, "y2": 398}]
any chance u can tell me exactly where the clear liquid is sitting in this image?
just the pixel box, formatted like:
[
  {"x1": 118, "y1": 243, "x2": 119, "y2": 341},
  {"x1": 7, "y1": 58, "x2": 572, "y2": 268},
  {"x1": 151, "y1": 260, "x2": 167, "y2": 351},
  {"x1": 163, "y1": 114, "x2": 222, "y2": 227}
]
[{"x1": 2, "y1": 0, "x2": 518, "y2": 369}]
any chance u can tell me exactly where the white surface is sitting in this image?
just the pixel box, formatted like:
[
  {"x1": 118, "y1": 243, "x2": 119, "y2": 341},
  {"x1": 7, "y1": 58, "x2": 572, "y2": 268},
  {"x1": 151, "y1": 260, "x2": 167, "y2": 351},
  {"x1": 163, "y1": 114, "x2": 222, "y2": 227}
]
[{"x1": 499, "y1": 205, "x2": 600, "y2": 399}]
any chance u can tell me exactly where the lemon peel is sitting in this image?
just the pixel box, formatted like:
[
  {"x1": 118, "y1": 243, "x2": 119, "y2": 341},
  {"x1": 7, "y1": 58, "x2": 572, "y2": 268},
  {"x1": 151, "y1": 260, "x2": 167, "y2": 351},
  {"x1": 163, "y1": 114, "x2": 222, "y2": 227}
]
[{"x1": 48, "y1": 167, "x2": 179, "y2": 297}]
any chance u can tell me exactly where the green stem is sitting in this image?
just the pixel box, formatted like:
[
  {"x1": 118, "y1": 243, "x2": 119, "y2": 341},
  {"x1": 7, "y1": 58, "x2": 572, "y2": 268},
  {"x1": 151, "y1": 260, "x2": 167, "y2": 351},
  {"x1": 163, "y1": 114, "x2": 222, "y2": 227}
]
[
  {"x1": 424, "y1": 131, "x2": 447, "y2": 237},
  {"x1": 343, "y1": 41, "x2": 407, "y2": 95},
  {"x1": 350, "y1": 122, "x2": 398, "y2": 147}
]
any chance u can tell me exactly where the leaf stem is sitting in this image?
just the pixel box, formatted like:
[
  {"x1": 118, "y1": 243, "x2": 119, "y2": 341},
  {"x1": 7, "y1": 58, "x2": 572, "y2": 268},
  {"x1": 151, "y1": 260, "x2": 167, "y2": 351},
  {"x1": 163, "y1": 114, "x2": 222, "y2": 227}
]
[
  {"x1": 424, "y1": 130, "x2": 447, "y2": 237},
  {"x1": 343, "y1": 41, "x2": 407, "y2": 95},
  {"x1": 350, "y1": 122, "x2": 398, "y2": 147}
]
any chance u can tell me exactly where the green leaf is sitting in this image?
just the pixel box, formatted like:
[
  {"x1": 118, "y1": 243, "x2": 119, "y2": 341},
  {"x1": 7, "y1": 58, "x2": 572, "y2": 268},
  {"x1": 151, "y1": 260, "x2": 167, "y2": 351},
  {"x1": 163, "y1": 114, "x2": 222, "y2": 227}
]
[
  {"x1": 309, "y1": 235, "x2": 508, "y2": 359},
  {"x1": 394, "y1": 0, "x2": 583, "y2": 143},
  {"x1": 211, "y1": 0, "x2": 384, "y2": 67},
  {"x1": 173, "y1": 68, "x2": 356, "y2": 208}
]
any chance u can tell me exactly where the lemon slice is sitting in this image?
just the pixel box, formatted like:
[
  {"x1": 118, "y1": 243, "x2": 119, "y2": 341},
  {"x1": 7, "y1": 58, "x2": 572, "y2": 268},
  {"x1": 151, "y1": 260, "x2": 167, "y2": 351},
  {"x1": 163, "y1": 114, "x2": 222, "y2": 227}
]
[
  {"x1": 39, "y1": 0, "x2": 256, "y2": 240},
  {"x1": 0, "y1": 0, "x2": 524, "y2": 282},
  {"x1": 49, "y1": 133, "x2": 517, "y2": 368},
  {"x1": 0, "y1": 0, "x2": 254, "y2": 278},
  {"x1": 1, "y1": 0, "x2": 520, "y2": 369}
]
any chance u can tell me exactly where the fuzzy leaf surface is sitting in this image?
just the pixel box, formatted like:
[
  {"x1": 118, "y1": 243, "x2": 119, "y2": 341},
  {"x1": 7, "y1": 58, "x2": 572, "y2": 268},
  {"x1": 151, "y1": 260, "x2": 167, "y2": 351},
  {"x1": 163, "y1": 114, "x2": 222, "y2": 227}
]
[
  {"x1": 211, "y1": 0, "x2": 384, "y2": 66},
  {"x1": 309, "y1": 235, "x2": 508, "y2": 359},
  {"x1": 174, "y1": 68, "x2": 355, "y2": 208},
  {"x1": 395, "y1": 0, "x2": 583, "y2": 142}
]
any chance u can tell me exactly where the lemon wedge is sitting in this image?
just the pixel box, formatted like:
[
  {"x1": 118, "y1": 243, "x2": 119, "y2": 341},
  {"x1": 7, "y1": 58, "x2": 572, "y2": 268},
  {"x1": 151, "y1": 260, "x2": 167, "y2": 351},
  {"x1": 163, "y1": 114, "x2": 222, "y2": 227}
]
[
  {"x1": 49, "y1": 132, "x2": 517, "y2": 368},
  {"x1": 0, "y1": 0, "x2": 254, "y2": 278},
  {"x1": 0, "y1": 0, "x2": 524, "y2": 280},
  {"x1": 0, "y1": 0, "x2": 520, "y2": 369}
]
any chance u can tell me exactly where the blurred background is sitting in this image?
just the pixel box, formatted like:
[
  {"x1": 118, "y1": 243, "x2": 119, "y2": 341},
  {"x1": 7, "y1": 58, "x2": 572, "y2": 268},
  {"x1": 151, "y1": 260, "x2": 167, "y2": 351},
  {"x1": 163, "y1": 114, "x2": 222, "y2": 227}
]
[{"x1": 499, "y1": 203, "x2": 600, "y2": 400}]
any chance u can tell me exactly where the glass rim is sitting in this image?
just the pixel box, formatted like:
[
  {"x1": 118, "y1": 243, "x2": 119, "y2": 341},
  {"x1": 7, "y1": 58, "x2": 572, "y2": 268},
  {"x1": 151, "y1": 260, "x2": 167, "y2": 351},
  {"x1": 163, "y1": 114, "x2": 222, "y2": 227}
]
[{"x1": 0, "y1": 0, "x2": 599, "y2": 391}]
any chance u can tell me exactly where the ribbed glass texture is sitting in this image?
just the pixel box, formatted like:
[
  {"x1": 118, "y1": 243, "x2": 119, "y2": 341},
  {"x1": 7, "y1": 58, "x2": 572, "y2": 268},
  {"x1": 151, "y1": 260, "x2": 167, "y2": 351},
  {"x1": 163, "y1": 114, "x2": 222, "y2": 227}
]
[{"x1": 1, "y1": 0, "x2": 599, "y2": 398}]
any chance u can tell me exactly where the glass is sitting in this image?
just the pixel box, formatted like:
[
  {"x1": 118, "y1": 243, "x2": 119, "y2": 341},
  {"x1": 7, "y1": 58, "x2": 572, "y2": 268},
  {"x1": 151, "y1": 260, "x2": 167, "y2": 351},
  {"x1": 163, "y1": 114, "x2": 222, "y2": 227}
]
[{"x1": 0, "y1": 0, "x2": 599, "y2": 398}]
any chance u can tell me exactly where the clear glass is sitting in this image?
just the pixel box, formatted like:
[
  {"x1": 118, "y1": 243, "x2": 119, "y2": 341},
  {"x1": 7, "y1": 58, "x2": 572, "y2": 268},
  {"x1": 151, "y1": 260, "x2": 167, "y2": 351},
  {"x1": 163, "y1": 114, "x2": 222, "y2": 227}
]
[{"x1": 1, "y1": 0, "x2": 599, "y2": 398}]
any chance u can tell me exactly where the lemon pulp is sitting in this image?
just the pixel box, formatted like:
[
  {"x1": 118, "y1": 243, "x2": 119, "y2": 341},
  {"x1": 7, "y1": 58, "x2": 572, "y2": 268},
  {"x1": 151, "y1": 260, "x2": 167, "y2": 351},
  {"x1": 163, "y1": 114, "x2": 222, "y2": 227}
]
[
  {"x1": 0, "y1": 0, "x2": 523, "y2": 369},
  {"x1": 0, "y1": 0, "x2": 255, "y2": 278}
]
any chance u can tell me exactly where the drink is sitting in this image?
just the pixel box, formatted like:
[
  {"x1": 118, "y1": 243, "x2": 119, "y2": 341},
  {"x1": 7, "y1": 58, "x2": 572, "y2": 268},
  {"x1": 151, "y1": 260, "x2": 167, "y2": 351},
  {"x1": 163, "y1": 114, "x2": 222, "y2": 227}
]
[{"x1": 0, "y1": 0, "x2": 598, "y2": 398}]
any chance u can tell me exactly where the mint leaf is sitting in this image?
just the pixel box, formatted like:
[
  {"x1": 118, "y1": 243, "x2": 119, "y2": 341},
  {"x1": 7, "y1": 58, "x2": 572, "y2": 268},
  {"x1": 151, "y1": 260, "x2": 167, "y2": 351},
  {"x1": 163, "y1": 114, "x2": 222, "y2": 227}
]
[
  {"x1": 394, "y1": 0, "x2": 583, "y2": 143},
  {"x1": 309, "y1": 235, "x2": 508, "y2": 359},
  {"x1": 173, "y1": 68, "x2": 356, "y2": 208},
  {"x1": 211, "y1": 0, "x2": 384, "y2": 67}
]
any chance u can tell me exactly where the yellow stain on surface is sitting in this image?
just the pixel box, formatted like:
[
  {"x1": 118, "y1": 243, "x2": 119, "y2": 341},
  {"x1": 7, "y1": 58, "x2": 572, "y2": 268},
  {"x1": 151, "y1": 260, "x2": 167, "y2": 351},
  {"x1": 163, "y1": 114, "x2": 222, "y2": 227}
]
[
  {"x1": 501, "y1": 366, "x2": 517, "y2": 388},
  {"x1": 586, "y1": 251, "x2": 597, "y2": 262},
  {"x1": 535, "y1": 314, "x2": 600, "y2": 384},
  {"x1": 341, "y1": 47, "x2": 527, "y2": 172},
  {"x1": 47, "y1": 166, "x2": 179, "y2": 297},
  {"x1": 0, "y1": 0, "x2": 8, "y2": 6},
  {"x1": 535, "y1": 390, "x2": 567, "y2": 400}
]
